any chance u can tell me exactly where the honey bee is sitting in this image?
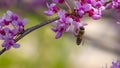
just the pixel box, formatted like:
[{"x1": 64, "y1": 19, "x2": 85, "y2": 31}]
[{"x1": 76, "y1": 26, "x2": 85, "y2": 45}]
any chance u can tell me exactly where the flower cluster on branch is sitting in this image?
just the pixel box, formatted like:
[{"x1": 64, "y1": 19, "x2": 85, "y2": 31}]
[
  {"x1": 0, "y1": 11, "x2": 27, "y2": 50},
  {"x1": 44, "y1": 0, "x2": 120, "y2": 39},
  {"x1": 0, "y1": 1, "x2": 120, "y2": 68},
  {"x1": 0, "y1": 0, "x2": 119, "y2": 60}
]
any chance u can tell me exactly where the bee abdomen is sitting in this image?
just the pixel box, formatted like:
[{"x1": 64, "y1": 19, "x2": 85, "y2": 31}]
[{"x1": 76, "y1": 37, "x2": 82, "y2": 45}]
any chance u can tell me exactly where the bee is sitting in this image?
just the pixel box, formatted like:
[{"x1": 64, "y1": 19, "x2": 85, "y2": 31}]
[{"x1": 76, "y1": 26, "x2": 85, "y2": 45}]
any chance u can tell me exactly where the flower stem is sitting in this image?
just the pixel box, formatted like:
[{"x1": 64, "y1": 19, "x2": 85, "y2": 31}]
[
  {"x1": 65, "y1": 1, "x2": 72, "y2": 13},
  {"x1": 104, "y1": 0, "x2": 112, "y2": 6}
]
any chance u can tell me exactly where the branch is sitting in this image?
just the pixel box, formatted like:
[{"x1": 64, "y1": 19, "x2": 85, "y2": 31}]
[
  {"x1": 0, "y1": 17, "x2": 59, "y2": 55},
  {"x1": 104, "y1": 0, "x2": 112, "y2": 6}
]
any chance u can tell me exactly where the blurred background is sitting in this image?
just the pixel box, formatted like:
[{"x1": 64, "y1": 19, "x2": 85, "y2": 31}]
[{"x1": 0, "y1": 0, "x2": 120, "y2": 68}]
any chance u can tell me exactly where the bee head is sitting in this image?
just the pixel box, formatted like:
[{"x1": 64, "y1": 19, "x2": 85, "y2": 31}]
[{"x1": 80, "y1": 27, "x2": 85, "y2": 30}]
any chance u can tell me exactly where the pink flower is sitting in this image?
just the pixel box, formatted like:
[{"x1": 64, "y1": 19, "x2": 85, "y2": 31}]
[
  {"x1": 110, "y1": 60, "x2": 120, "y2": 68},
  {"x1": 44, "y1": 0, "x2": 115, "y2": 39},
  {"x1": 74, "y1": 1, "x2": 93, "y2": 17},
  {"x1": 52, "y1": 10, "x2": 73, "y2": 39},
  {"x1": 0, "y1": 10, "x2": 28, "y2": 50},
  {"x1": 53, "y1": 0, "x2": 65, "y2": 4},
  {"x1": 2, "y1": 39, "x2": 20, "y2": 50},
  {"x1": 44, "y1": 3, "x2": 59, "y2": 16}
]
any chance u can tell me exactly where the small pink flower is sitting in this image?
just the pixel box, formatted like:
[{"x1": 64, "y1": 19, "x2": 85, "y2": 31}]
[
  {"x1": 110, "y1": 60, "x2": 120, "y2": 68},
  {"x1": 2, "y1": 39, "x2": 20, "y2": 50},
  {"x1": 74, "y1": 1, "x2": 92, "y2": 17},
  {"x1": 53, "y1": 0, "x2": 65, "y2": 4},
  {"x1": 44, "y1": 3, "x2": 59, "y2": 16},
  {"x1": 52, "y1": 10, "x2": 73, "y2": 39}
]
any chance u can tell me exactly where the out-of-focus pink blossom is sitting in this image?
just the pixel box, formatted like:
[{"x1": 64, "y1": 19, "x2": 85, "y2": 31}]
[{"x1": 53, "y1": 0, "x2": 65, "y2": 4}]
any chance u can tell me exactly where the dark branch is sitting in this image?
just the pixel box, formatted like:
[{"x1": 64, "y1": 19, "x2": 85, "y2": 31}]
[
  {"x1": 0, "y1": 17, "x2": 59, "y2": 55},
  {"x1": 104, "y1": 0, "x2": 112, "y2": 6},
  {"x1": 0, "y1": 48, "x2": 6, "y2": 55},
  {"x1": 15, "y1": 17, "x2": 59, "y2": 42}
]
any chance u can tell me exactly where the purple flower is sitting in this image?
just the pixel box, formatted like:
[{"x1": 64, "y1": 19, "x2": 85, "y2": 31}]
[
  {"x1": 110, "y1": 60, "x2": 120, "y2": 68},
  {"x1": 2, "y1": 39, "x2": 20, "y2": 50},
  {"x1": 74, "y1": 1, "x2": 92, "y2": 17},
  {"x1": 44, "y1": 0, "x2": 117, "y2": 39},
  {"x1": 52, "y1": 10, "x2": 73, "y2": 39},
  {"x1": 91, "y1": 8, "x2": 102, "y2": 20},
  {"x1": 104, "y1": 60, "x2": 120, "y2": 68},
  {"x1": 53, "y1": 0, "x2": 65, "y2": 4},
  {"x1": 111, "y1": 0, "x2": 120, "y2": 12},
  {"x1": 0, "y1": 10, "x2": 28, "y2": 50},
  {"x1": 44, "y1": 3, "x2": 59, "y2": 16}
]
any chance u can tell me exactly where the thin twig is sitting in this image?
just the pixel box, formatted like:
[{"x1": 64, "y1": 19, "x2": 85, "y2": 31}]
[
  {"x1": 104, "y1": 0, "x2": 112, "y2": 6},
  {"x1": 0, "y1": 17, "x2": 59, "y2": 55},
  {"x1": 15, "y1": 17, "x2": 59, "y2": 42},
  {"x1": 0, "y1": 48, "x2": 6, "y2": 55}
]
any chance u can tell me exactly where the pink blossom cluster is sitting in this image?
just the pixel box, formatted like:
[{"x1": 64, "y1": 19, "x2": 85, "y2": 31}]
[
  {"x1": 110, "y1": 60, "x2": 120, "y2": 68},
  {"x1": 44, "y1": 0, "x2": 120, "y2": 39},
  {"x1": 0, "y1": 11, "x2": 27, "y2": 50},
  {"x1": 106, "y1": 60, "x2": 120, "y2": 68},
  {"x1": 106, "y1": 0, "x2": 120, "y2": 11}
]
